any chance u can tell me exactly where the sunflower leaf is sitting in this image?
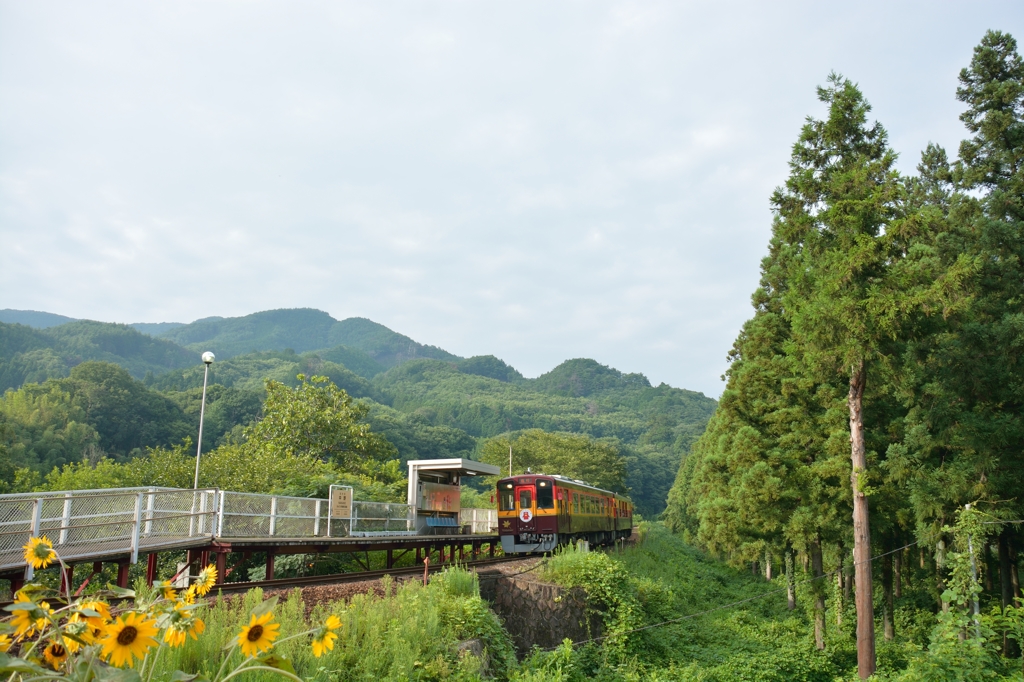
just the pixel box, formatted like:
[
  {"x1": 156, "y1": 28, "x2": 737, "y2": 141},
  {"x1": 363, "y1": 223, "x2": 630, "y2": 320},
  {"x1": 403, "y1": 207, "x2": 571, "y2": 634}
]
[
  {"x1": 0, "y1": 653, "x2": 52, "y2": 675},
  {"x1": 257, "y1": 653, "x2": 295, "y2": 674},
  {"x1": 251, "y1": 596, "x2": 279, "y2": 618},
  {"x1": 94, "y1": 663, "x2": 143, "y2": 682},
  {"x1": 3, "y1": 602, "x2": 41, "y2": 612},
  {"x1": 170, "y1": 671, "x2": 209, "y2": 682},
  {"x1": 105, "y1": 584, "x2": 136, "y2": 598},
  {"x1": 0, "y1": 623, "x2": 12, "y2": 634}
]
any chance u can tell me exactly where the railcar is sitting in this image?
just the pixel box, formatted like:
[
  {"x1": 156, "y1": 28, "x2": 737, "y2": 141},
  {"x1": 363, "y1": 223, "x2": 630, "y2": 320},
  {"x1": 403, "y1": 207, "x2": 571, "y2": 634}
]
[{"x1": 496, "y1": 473, "x2": 633, "y2": 553}]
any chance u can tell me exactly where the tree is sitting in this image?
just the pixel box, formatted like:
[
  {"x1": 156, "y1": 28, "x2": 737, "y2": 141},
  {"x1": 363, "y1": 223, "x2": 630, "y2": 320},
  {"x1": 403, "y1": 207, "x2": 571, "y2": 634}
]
[
  {"x1": 478, "y1": 429, "x2": 627, "y2": 493},
  {"x1": 244, "y1": 374, "x2": 397, "y2": 471}
]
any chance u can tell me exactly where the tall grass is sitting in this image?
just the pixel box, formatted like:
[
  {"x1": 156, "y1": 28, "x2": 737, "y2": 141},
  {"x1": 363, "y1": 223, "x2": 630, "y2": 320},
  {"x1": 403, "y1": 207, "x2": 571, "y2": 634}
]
[{"x1": 147, "y1": 567, "x2": 515, "y2": 682}]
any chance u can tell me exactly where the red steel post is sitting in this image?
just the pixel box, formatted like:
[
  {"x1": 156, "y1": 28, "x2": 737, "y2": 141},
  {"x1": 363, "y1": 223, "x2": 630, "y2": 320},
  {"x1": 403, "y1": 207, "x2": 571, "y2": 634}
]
[{"x1": 146, "y1": 553, "x2": 158, "y2": 587}]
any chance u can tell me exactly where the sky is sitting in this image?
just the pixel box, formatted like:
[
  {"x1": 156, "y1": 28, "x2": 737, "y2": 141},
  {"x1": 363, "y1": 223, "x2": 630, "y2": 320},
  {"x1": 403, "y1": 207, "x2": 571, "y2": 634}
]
[{"x1": 1, "y1": 1, "x2": 1020, "y2": 397}]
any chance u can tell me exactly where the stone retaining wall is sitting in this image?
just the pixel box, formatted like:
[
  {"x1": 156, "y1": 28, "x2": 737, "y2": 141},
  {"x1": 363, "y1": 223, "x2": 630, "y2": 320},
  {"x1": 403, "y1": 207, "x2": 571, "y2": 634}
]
[{"x1": 483, "y1": 574, "x2": 602, "y2": 656}]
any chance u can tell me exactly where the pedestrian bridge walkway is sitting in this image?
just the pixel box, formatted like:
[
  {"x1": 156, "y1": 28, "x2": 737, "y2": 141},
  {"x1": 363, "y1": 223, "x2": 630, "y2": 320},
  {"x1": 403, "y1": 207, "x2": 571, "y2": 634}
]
[{"x1": 0, "y1": 486, "x2": 498, "y2": 581}]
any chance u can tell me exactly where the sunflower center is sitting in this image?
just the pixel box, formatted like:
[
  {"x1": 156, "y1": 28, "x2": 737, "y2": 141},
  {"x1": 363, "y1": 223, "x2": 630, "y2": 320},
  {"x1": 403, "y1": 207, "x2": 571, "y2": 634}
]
[
  {"x1": 247, "y1": 625, "x2": 264, "y2": 642},
  {"x1": 117, "y1": 626, "x2": 138, "y2": 645},
  {"x1": 51, "y1": 644, "x2": 66, "y2": 657}
]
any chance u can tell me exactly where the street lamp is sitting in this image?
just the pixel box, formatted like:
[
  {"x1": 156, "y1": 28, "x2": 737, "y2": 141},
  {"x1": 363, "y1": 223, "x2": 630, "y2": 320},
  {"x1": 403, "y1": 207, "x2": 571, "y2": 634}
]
[{"x1": 193, "y1": 351, "x2": 215, "y2": 489}]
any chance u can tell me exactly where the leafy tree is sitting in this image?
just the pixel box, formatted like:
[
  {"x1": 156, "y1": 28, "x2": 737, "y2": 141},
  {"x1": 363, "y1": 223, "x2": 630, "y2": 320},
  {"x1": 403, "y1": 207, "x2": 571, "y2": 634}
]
[
  {"x1": 478, "y1": 429, "x2": 627, "y2": 493},
  {"x1": 245, "y1": 374, "x2": 397, "y2": 470}
]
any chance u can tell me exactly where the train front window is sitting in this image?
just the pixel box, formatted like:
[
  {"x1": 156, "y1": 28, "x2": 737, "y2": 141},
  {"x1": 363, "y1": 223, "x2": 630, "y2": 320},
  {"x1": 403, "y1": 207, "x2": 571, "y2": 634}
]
[
  {"x1": 518, "y1": 489, "x2": 532, "y2": 509},
  {"x1": 499, "y1": 490, "x2": 515, "y2": 511},
  {"x1": 536, "y1": 481, "x2": 554, "y2": 509}
]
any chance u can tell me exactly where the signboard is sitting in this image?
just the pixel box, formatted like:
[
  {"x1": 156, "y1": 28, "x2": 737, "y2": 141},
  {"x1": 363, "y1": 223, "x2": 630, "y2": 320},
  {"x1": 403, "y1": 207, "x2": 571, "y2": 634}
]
[
  {"x1": 519, "y1": 508, "x2": 533, "y2": 523},
  {"x1": 419, "y1": 482, "x2": 460, "y2": 513},
  {"x1": 330, "y1": 487, "x2": 352, "y2": 519}
]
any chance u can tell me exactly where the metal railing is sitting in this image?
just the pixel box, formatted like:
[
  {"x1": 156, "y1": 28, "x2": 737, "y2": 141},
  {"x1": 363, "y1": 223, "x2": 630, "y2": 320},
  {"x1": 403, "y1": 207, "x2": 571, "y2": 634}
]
[
  {"x1": 218, "y1": 492, "x2": 326, "y2": 539},
  {"x1": 331, "y1": 501, "x2": 416, "y2": 537},
  {"x1": 460, "y1": 508, "x2": 498, "y2": 534},
  {"x1": 0, "y1": 488, "x2": 218, "y2": 577},
  {"x1": 1, "y1": 487, "x2": 499, "y2": 576}
]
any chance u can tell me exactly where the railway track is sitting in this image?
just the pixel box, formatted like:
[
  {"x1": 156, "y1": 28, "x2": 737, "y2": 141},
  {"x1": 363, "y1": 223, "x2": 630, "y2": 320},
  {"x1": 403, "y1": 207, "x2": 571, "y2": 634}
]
[
  {"x1": 0, "y1": 555, "x2": 537, "y2": 607},
  {"x1": 213, "y1": 554, "x2": 536, "y2": 593}
]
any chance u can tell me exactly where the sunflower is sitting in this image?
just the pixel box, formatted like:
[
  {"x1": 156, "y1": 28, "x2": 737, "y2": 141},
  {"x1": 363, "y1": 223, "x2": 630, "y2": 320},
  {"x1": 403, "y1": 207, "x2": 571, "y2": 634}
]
[
  {"x1": 193, "y1": 564, "x2": 217, "y2": 596},
  {"x1": 11, "y1": 594, "x2": 53, "y2": 638},
  {"x1": 237, "y1": 612, "x2": 279, "y2": 657},
  {"x1": 100, "y1": 612, "x2": 159, "y2": 668},
  {"x1": 311, "y1": 615, "x2": 341, "y2": 658},
  {"x1": 62, "y1": 613, "x2": 97, "y2": 652},
  {"x1": 156, "y1": 580, "x2": 177, "y2": 601},
  {"x1": 179, "y1": 586, "x2": 197, "y2": 605},
  {"x1": 43, "y1": 641, "x2": 69, "y2": 669},
  {"x1": 23, "y1": 536, "x2": 56, "y2": 569},
  {"x1": 0, "y1": 634, "x2": 11, "y2": 652},
  {"x1": 163, "y1": 607, "x2": 206, "y2": 648},
  {"x1": 76, "y1": 599, "x2": 112, "y2": 629}
]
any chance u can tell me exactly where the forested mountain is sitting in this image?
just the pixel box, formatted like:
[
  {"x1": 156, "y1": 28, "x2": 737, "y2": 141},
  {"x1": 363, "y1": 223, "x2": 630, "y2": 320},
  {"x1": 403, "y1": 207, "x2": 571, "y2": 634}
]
[
  {"x1": 0, "y1": 309, "x2": 76, "y2": 328},
  {"x1": 158, "y1": 308, "x2": 459, "y2": 368},
  {"x1": 0, "y1": 320, "x2": 196, "y2": 391},
  {"x1": 0, "y1": 309, "x2": 715, "y2": 515}
]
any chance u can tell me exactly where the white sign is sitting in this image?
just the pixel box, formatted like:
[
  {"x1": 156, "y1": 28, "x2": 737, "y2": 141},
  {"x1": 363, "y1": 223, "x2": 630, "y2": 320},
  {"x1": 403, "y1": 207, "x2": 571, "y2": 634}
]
[{"x1": 519, "y1": 508, "x2": 533, "y2": 523}]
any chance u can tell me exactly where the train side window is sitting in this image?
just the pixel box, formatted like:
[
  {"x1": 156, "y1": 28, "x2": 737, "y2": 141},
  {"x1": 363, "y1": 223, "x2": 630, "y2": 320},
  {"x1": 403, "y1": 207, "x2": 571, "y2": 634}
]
[
  {"x1": 499, "y1": 490, "x2": 515, "y2": 511},
  {"x1": 536, "y1": 482, "x2": 554, "y2": 509},
  {"x1": 573, "y1": 493, "x2": 579, "y2": 514},
  {"x1": 519, "y1": 489, "x2": 532, "y2": 509}
]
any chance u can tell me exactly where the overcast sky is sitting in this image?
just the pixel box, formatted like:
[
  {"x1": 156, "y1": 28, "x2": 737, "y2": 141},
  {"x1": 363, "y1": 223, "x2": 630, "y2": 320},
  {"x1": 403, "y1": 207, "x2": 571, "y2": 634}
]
[{"x1": 1, "y1": 2, "x2": 1020, "y2": 396}]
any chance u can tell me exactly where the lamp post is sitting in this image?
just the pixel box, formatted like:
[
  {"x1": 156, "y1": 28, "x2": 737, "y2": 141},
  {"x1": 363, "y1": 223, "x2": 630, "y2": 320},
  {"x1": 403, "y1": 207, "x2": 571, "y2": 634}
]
[{"x1": 193, "y1": 352, "x2": 215, "y2": 489}]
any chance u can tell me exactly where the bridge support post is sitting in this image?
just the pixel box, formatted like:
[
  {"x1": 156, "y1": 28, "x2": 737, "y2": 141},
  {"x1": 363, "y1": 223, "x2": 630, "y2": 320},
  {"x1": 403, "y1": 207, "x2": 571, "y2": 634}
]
[
  {"x1": 265, "y1": 549, "x2": 276, "y2": 580},
  {"x1": 489, "y1": 541, "x2": 495, "y2": 557},
  {"x1": 116, "y1": 561, "x2": 130, "y2": 588},
  {"x1": 415, "y1": 547, "x2": 421, "y2": 564},
  {"x1": 215, "y1": 550, "x2": 227, "y2": 585},
  {"x1": 146, "y1": 553, "x2": 158, "y2": 587},
  {"x1": 386, "y1": 549, "x2": 394, "y2": 569}
]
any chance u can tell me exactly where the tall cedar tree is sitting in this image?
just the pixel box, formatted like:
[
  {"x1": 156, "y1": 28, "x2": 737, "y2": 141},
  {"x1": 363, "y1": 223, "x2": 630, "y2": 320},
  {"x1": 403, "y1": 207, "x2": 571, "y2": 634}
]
[{"x1": 773, "y1": 74, "x2": 904, "y2": 678}]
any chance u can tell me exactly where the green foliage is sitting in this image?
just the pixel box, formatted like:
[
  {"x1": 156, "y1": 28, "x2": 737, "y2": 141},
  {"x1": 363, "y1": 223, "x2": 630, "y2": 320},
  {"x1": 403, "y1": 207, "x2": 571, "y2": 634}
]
[
  {"x1": 152, "y1": 572, "x2": 515, "y2": 682},
  {"x1": 479, "y1": 430, "x2": 627, "y2": 492},
  {"x1": 456, "y1": 355, "x2": 524, "y2": 383},
  {"x1": 531, "y1": 358, "x2": 650, "y2": 397},
  {"x1": 248, "y1": 374, "x2": 396, "y2": 469},
  {"x1": 0, "y1": 320, "x2": 197, "y2": 390}
]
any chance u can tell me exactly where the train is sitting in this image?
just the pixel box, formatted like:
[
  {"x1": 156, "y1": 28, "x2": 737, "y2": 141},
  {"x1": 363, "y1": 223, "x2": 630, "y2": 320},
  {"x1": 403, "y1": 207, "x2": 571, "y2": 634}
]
[{"x1": 496, "y1": 472, "x2": 633, "y2": 553}]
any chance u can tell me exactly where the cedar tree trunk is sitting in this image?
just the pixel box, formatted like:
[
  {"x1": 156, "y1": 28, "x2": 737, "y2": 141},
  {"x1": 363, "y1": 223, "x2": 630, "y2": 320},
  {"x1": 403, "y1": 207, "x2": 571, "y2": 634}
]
[{"x1": 848, "y1": 361, "x2": 875, "y2": 678}]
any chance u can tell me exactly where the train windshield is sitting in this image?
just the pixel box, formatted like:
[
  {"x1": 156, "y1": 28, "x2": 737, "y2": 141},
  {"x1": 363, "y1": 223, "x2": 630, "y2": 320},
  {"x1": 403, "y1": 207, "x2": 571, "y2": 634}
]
[
  {"x1": 499, "y1": 489, "x2": 515, "y2": 511},
  {"x1": 518, "y1": 489, "x2": 532, "y2": 509},
  {"x1": 536, "y1": 481, "x2": 554, "y2": 509}
]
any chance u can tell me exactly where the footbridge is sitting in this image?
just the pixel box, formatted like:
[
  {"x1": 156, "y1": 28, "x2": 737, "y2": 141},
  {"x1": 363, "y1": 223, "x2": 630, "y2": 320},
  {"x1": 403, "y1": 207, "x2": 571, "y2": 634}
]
[{"x1": 1, "y1": 464, "x2": 501, "y2": 593}]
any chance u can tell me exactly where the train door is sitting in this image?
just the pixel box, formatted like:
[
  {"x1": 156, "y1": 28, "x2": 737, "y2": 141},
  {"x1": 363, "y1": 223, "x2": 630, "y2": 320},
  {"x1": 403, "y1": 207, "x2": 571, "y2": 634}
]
[{"x1": 515, "y1": 484, "x2": 536, "y2": 534}]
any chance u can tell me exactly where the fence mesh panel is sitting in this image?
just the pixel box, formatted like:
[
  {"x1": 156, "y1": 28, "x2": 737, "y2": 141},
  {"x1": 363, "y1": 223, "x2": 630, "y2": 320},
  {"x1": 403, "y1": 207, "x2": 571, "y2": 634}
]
[
  {"x1": 460, "y1": 508, "x2": 498, "y2": 534},
  {"x1": 218, "y1": 492, "x2": 324, "y2": 538},
  {"x1": 0, "y1": 489, "x2": 217, "y2": 573}
]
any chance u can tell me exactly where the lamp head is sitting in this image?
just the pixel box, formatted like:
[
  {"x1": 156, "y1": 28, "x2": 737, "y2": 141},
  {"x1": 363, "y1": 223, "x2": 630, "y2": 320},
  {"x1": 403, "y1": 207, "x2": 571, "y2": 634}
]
[{"x1": 201, "y1": 351, "x2": 215, "y2": 365}]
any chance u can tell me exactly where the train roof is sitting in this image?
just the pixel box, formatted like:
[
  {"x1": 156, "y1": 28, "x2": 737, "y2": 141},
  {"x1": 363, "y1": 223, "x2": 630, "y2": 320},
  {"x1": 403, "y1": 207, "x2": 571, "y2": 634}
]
[{"x1": 496, "y1": 473, "x2": 630, "y2": 500}]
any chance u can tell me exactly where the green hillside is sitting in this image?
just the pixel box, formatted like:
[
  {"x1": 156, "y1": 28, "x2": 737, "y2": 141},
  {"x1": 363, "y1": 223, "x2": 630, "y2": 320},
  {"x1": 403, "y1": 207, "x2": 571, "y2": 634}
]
[
  {"x1": 159, "y1": 308, "x2": 460, "y2": 368},
  {"x1": 0, "y1": 320, "x2": 198, "y2": 391},
  {"x1": 0, "y1": 309, "x2": 76, "y2": 328}
]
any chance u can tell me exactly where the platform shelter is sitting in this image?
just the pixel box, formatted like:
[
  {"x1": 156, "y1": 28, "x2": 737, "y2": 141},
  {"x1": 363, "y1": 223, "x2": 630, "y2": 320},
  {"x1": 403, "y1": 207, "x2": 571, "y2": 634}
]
[{"x1": 406, "y1": 458, "x2": 500, "y2": 534}]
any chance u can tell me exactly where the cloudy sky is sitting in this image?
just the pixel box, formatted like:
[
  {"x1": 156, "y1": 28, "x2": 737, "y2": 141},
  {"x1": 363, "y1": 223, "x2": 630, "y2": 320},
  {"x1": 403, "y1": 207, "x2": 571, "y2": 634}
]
[{"x1": 1, "y1": 2, "x2": 1020, "y2": 396}]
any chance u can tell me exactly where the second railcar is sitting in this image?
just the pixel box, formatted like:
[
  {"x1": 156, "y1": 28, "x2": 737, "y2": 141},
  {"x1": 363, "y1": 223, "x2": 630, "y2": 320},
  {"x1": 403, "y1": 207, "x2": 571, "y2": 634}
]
[{"x1": 496, "y1": 473, "x2": 633, "y2": 553}]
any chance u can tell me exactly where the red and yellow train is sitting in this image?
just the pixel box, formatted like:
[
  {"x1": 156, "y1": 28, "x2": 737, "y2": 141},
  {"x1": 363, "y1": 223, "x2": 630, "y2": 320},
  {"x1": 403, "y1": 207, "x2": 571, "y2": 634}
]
[{"x1": 496, "y1": 473, "x2": 633, "y2": 553}]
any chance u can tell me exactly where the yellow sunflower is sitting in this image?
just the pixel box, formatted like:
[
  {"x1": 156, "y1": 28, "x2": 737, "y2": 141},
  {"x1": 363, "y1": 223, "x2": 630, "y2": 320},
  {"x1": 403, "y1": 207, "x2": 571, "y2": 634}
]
[
  {"x1": 163, "y1": 608, "x2": 205, "y2": 648},
  {"x1": 100, "y1": 612, "x2": 159, "y2": 668},
  {"x1": 0, "y1": 633, "x2": 11, "y2": 652},
  {"x1": 193, "y1": 564, "x2": 217, "y2": 596},
  {"x1": 23, "y1": 536, "x2": 56, "y2": 569},
  {"x1": 11, "y1": 594, "x2": 53, "y2": 638},
  {"x1": 62, "y1": 613, "x2": 97, "y2": 652},
  {"x1": 237, "y1": 612, "x2": 279, "y2": 658},
  {"x1": 156, "y1": 580, "x2": 177, "y2": 601},
  {"x1": 43, "y1": 641, "x2": 69, "y2": 670},
  {"x1": 179, "y1": 585, "x2": 197, "y2": 605},
  {"x1": 311, "y1": 615, "x2": 341, "y2": 658},
  {"x1": 76, "y1": 599, "x2": 112, "y2": 629}
]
